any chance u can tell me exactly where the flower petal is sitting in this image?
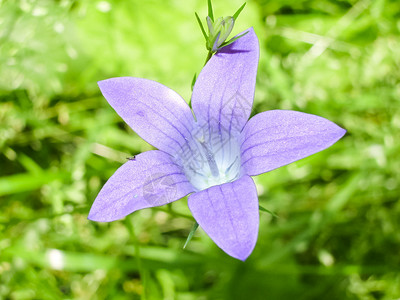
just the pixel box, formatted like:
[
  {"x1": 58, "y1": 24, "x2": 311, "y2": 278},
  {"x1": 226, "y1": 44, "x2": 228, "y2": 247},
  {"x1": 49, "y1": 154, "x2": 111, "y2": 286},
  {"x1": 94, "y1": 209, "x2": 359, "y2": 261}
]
[
  {"x1": 88, "y1": 150, "x2": 194, "y2": 222},
  {"x1": 98, "y1": 77, "x2": 195, "y2": 155},
  {"x1": 188, "y1": 176, "x2": 259, "y2": 261},
  {"x1": 240, "y1": 110, "x2": 346, "y2": 176},
  {"x1": 191, "y1": 28, "x2": 259, "y2": 136}
]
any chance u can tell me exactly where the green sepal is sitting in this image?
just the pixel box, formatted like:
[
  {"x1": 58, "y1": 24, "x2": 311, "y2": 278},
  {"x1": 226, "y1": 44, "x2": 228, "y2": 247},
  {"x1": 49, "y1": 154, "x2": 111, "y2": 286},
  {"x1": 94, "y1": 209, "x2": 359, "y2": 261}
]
[
  {"x1": 206, "y1": 16, "x2": 214, "y2": 36},
  {"x1": 216, "y1": 16, "x2": 234, "y2": 49},
  {"x1": 183, "y1": 222, "x2": 199, "y2": 249},
  {"x1": 206, "y1": 16, "x2": 214, "y2": 49},
  {"x1": 259, "y1": 205, "x2": 279, "y2": 218},
  {"x1": 218, "y1": 30, "x2": 248, "y2": 49}
]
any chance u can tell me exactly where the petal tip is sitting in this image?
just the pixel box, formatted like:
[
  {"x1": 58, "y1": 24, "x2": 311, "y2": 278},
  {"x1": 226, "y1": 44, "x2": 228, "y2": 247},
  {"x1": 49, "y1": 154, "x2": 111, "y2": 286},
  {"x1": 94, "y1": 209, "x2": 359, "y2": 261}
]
[
  {"x1": 229, "y1": 240, "x2": 256, "y2": 261},
  {"x1": 97, "y1": 78, "x2": 115, "y2": 91},
  {"x1": 332, "y1": 124, "x2": 347, "y2": 143},
  {"x1": 233, "y1": 251, "x2": 252, "y2": 261},
  {"x1": 247, "y1": 26, "x2": 255, "y2": 34},
  {"x1": 87, "y1": 205, "x2": 116, "y2": 222},
  {"x1": 87, "y1": 209, "x2": 104, "y2": 222},
  {"x1": 87, "y1": 212, "x2": 116, "y2": 223},
  {"x1": 339, "y1": 127, "x2": 347, "y2": 138}
]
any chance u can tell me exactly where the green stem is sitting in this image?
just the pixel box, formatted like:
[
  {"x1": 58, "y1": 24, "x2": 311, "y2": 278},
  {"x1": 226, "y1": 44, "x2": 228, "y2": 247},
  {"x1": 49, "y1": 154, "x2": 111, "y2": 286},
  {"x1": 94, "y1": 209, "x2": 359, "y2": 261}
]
[
  {"x1": 204, "y1": 50, "x2": 213, "y2": 66},
  {"x1": 127, "y1": 216, "x2": 148, "y2": 300}
]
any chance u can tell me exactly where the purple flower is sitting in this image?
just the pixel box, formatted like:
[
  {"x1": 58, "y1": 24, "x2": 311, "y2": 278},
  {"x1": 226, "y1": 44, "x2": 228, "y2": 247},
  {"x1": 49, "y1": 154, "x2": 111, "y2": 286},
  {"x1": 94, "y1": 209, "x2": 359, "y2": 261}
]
[{"x1": 88, "y1": 28, "x2": 345, "y2": 261}]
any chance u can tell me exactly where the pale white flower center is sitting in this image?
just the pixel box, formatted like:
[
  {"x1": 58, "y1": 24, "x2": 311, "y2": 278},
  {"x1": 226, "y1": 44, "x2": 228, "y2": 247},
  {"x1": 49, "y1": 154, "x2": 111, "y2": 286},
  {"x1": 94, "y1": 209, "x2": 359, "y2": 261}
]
[{"x1": 174, "y1": 123, "x2": 241, "y2": 191}]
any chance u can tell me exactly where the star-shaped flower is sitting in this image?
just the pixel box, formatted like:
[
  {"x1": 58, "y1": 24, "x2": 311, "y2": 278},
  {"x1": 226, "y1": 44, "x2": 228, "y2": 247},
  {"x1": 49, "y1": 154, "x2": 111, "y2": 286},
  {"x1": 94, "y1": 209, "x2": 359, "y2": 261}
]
[{"x1": 88, "y1": 28, "x2": 345, "y2": 261}]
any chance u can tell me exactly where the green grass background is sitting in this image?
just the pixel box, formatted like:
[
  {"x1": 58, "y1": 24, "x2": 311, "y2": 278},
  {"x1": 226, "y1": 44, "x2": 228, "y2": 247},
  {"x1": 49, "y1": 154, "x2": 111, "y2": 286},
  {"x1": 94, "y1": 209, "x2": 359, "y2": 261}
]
[{"x1": 1, "y1": 0, "x2": 399, "y2": 299}]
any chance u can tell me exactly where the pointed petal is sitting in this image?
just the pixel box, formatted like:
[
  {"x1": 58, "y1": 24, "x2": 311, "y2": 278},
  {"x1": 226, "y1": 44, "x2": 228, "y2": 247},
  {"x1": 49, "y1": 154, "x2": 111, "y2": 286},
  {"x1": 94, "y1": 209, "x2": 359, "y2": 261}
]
[
  {"x1": 88, "y1": 150, "x2": 194, "y2": 222},
  {"x1": 98, "y1": 77, "x2": 195, "y2": 155},
  {"x1": 240, "y1": 110, "x2": 346, "y2": 176},
  {"x1": 191, "y1": 28, "x2": 259, "y2": 136},
  {"x1": 188, "y1": 176, "x2": 259, "y2": 261}
]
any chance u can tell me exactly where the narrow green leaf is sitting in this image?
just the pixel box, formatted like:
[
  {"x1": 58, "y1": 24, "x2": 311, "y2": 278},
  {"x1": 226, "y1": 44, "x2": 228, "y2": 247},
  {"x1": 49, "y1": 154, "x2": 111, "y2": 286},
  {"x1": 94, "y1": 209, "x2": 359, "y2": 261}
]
[
  {"x1": 218, "y1": 31, "x2": 248, "y2": 49},
  {"x1": 259, "y1": 205, "x2": 279, "y2": 218},
  {"x1": 207, "y1": 0, "x2": 214, "y2": 22},
  {"x1": 233, "y1": 2, "x2": 246, "y2": 20},
  {"x1": 183, "y1": 222, "x2": 199, "y2": 249},
  {"x1": 195, "y1": 12, "x2": 208, "y2": 41},
  {"x1": 191, "y1": 73, "x2": 197, "y2": 91}
]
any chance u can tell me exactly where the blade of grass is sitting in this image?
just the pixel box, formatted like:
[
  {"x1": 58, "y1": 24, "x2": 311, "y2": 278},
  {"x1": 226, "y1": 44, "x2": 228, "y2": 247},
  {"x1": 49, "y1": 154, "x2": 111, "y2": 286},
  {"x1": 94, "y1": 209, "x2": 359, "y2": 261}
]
[
  {"x1": 18, "y1": 153, "x2": 43, "y2": 174},
  {"x1": 0, "y1": 171, "x2": 69, "y2": 196}
]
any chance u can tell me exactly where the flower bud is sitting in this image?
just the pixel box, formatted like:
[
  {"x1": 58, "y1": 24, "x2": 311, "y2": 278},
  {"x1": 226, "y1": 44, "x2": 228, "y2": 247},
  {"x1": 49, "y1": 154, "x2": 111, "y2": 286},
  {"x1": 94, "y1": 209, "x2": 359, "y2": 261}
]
[{"x1": 206, "y1": 16, "x2": 235, "y2": 51}]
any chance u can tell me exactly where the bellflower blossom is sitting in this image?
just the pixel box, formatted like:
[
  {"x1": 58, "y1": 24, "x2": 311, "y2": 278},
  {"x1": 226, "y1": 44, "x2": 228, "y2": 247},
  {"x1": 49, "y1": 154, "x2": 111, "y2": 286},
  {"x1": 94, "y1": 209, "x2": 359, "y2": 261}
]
[{"x1": 88, "y1": 28, "x2": 346, "y2": 261}]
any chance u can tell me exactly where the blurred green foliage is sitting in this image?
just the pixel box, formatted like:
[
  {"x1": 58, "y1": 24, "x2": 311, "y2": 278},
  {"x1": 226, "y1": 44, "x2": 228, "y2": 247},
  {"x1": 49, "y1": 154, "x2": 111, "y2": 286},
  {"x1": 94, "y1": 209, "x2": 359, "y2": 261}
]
[{"x1": 1, "y1": 0, "x2": 400, "y2": 299}]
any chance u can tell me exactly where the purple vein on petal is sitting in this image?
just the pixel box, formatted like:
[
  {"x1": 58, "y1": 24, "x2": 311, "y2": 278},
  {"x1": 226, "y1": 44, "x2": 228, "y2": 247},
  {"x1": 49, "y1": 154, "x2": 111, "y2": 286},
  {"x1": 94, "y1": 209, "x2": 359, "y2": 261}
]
[
  {"x1": 241, "y1": 133, "x2": 331, "y2": 156},
  {"x1": 241, "y1": 144, "x2": 313, "y2": 167},
  {"x1": 147, "y1": 94, "x2": 194, "y2": 136},
  {"x1": 136, "y1": 99, "x2": 188, "y2": 150},
  {"x1": 219, "y1": 184, "x2": 239, "y2": 246}
]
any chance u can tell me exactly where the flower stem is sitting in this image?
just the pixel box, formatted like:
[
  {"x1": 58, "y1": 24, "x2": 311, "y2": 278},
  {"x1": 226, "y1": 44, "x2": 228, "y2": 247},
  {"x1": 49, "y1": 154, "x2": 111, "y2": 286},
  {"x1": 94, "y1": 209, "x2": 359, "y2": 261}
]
[
  {"x1": 204, "y1": 50, "x2": 213, "y2": 66},
  {"x1": 126, "y1": 216, "x2": 148, "y2": 300}
]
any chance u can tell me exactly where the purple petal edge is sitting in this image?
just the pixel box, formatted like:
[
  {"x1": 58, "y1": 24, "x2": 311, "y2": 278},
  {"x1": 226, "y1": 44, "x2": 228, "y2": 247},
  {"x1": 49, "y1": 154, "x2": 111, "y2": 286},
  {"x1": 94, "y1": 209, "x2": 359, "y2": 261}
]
[
  {"x1": 88, "y1": 150, "x2": 194, "y2": 222},
  {"x1": 240, "y1": 110, "x2": 346, "y2": 176},
  {"x1": 98, "y1": 77, "x2": 195, "y2": 155},
  {"x1": 188, "y1": 176, "x2": 259, "y2": 261}
]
